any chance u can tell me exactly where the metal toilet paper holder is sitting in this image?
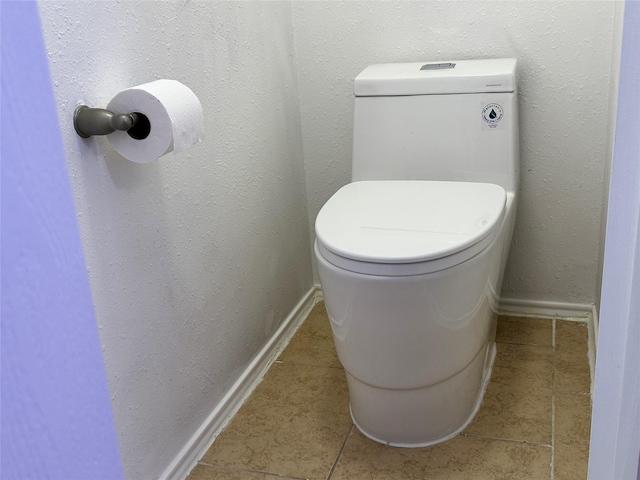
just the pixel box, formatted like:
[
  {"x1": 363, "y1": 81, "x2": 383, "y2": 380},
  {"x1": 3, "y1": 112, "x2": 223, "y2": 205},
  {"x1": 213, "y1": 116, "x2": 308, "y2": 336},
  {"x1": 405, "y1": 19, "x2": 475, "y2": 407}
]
[{"x1": 73, "y1": 105, "x2": 151, "y2": 139}]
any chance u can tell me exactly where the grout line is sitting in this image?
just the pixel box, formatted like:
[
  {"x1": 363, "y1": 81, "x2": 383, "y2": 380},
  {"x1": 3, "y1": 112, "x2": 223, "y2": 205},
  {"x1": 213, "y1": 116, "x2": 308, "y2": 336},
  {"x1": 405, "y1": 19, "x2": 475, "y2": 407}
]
[
  {"x1": 326, "y1": 424, "x2": 354, "y2": 480},
  {"x1": 496, "y1": 340, "x2": 554, "y2": 348},
  {"x1": 199, "y1": 463, "x2": 309, "y2": 479},
  {"x1": 555, "y1": 391, "x2": 591, "y2": 397},
  {"x1": 274, "y1": 359, "x2": 344, "y2": 370},
  {"x1": 459, "y1": 432, "x2": 552, "y2": 449},
  {"x1": 550, "y1": 318, "x2": 557, "y2": 480}
]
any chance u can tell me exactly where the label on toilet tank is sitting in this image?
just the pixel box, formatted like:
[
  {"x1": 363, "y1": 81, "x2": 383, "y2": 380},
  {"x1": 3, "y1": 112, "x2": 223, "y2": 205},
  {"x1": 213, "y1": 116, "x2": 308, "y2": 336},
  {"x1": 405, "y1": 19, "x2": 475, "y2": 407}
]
[{"x1": 481, "y1": 103, "x2": 505, "y2": 131}]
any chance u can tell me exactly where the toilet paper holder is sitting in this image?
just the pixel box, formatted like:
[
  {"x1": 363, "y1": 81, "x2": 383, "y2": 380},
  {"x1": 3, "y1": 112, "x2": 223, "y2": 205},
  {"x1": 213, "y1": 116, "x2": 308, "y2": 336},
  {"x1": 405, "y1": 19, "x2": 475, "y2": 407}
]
[{"x1": 73, "y1": 105, "x2": 151, "y2": 140}]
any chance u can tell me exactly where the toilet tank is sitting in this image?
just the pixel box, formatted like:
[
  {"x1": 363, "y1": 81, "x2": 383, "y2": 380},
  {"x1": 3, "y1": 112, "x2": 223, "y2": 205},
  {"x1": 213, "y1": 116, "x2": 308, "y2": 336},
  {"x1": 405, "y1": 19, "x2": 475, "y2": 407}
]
[{"x1": 351, "y1": 59, "x2": 519, "y2": 194}]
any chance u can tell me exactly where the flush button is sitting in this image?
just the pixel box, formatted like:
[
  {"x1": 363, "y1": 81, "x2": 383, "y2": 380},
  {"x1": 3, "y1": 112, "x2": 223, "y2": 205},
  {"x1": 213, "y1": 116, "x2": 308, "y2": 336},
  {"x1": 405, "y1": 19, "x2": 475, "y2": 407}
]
[{"x1": 420, "y1": 63, "x2": 456, "y2": 70}]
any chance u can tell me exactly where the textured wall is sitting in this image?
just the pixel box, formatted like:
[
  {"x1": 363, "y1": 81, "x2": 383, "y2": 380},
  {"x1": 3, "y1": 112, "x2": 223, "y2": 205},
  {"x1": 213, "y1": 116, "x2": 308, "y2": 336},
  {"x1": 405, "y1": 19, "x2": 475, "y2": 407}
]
[
  {"x1": 293, "y1": 1, "x2": 620, "y2": 304},
  {"x1": 38, "y1": 2, "x2": 312, "y2": 478}
]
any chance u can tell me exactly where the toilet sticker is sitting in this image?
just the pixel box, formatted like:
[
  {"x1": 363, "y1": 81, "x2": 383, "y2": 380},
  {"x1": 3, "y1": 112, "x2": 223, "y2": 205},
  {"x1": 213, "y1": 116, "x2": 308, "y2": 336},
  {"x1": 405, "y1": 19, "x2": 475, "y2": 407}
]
[{"x1": 481, "y1": 103, "x2": 504, "y2": 131}]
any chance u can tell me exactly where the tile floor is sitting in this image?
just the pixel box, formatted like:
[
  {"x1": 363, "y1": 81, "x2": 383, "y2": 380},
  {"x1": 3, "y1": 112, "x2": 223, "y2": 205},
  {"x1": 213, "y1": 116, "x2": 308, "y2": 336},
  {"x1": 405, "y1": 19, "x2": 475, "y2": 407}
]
[{"x1": 188, "y1": 303, "x2": 592, "y2": 480}]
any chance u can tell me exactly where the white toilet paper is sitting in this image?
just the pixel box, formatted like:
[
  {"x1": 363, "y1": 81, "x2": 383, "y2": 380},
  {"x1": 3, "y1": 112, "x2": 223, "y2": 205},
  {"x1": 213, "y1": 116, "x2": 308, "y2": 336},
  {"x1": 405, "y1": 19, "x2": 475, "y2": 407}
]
[{"x1": 106, "y1": 80, "x2": 204, "y2": 163}]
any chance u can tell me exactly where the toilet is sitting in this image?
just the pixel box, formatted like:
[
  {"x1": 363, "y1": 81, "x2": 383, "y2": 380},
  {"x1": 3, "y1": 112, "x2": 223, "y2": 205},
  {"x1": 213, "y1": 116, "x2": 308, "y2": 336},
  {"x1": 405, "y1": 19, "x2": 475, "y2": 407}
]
[{"x1": 314, "y1": 58, "x2": 519, "y2": 447}]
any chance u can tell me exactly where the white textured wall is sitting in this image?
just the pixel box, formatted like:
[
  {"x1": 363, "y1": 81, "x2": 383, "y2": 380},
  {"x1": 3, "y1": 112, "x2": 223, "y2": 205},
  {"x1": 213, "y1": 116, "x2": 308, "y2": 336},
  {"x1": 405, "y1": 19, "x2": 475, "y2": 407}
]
[
  {"x1": 293, "y1": 1, "x2": 620, "y2": 304},
  {"x1": 38, "y1": 2, "x2": 312, "y2": 478}
]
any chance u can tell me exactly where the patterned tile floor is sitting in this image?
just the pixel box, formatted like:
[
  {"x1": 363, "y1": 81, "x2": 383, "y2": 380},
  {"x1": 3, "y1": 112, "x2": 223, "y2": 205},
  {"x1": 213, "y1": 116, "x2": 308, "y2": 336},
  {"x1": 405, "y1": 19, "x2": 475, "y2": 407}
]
[{"x1": 188, "y1": 303, "x2": 592, "y2": 480}]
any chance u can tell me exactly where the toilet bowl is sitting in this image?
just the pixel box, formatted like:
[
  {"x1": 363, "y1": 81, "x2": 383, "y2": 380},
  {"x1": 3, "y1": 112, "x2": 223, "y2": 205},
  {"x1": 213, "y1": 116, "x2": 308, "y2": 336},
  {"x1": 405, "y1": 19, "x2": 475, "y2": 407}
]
[
  {"x1": 315, "y1": 182, "x2": 516, "y2": 446},
  {"x1": 314, "y1": 59, "x2": 519, "y2": 446}
]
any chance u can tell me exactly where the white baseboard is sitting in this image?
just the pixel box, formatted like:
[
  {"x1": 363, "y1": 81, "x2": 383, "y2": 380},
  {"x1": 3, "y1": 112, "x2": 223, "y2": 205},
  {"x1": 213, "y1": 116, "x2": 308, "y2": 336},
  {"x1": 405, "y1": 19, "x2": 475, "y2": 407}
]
[
  {"x1": 498, "y1": 297, "x2": 593, "y2": 320},
  {"x1": 160, "y1": 287, "x2": 318, "y2": 480},
  {"x1": 589, "y1": 304, "x2": 599, "y2": 395},
  {"x1": 590, "y1": 304, "x2": 599, "y2": 348},
  {"x1": 313, "y1": 283, "x2": 323, "y2": 302}
]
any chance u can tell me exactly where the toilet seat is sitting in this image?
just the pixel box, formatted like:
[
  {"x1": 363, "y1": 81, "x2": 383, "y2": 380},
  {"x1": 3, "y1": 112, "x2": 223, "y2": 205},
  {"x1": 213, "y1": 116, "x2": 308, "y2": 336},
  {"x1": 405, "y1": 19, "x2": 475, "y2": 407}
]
[{"x1": 315, "y1": 180, "x2": 506, "y2": 276}]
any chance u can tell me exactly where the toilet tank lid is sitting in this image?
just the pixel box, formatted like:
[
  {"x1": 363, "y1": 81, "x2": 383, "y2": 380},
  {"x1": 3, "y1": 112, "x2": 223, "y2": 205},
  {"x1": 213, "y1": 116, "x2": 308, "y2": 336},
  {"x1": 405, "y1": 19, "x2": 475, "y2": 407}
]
[
  {"x1": 315, "y1": 181, "x2": 506, "y2": 264},
  {"x1": 354, "y1": 58, "x2": 517, "y2": 96}
]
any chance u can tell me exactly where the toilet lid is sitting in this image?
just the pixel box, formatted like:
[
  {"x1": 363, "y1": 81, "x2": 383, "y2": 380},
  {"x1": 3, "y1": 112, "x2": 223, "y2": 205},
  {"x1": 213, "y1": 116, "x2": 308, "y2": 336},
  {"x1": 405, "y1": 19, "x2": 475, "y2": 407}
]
[{"x1": 315, "y1": 181, "x2": 506, "y2": 265}]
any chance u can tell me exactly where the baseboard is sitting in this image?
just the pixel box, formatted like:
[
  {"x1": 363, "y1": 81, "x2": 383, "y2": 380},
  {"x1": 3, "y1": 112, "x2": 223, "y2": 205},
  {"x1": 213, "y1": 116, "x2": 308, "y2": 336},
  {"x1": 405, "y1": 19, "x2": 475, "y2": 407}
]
[
  {"x1": 590, "y1": 304, "x2": 599, "y2": 348},
  {"x1": 313, "y1": 283, "x2": 323, "y2": 302},
  {"x1": 589, "y1": 304, "x2": 599, "y2": 395},
  {"x1": 160, "y1": 287, "x2": 318, "y2": 480},
  {"x1": 498, "y1": 297, "x2": 593, "y2": 320}
]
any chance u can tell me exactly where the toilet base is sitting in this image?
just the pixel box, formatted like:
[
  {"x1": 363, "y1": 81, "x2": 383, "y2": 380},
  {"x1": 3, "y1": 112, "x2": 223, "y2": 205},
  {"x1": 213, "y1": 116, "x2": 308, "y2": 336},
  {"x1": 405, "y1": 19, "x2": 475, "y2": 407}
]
[{"x1": 347, "y1": 342, "x2": 496, "y2": 447}]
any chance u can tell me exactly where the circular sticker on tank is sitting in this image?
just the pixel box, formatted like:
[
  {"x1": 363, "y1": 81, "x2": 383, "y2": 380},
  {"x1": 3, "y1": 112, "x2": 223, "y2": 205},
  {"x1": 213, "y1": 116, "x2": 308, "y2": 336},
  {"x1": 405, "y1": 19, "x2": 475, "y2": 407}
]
[{"x1": 482, "y1": 103, "x2": 504, "y2": 130}]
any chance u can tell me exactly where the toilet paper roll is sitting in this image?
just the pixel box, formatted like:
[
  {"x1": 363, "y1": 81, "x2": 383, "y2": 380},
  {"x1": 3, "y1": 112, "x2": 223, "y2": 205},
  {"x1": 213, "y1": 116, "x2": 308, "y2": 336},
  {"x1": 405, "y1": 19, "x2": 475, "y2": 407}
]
[{"x1": 106, "y1": 80, "x2": 204, "y2": 163}]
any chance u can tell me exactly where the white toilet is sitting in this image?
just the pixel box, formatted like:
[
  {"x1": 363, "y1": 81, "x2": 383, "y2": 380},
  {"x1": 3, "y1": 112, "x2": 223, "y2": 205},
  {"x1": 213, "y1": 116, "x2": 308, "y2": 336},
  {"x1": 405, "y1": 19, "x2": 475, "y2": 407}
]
[{"x1": 314, "y1": 58, "x2": 519, "y2": 447}]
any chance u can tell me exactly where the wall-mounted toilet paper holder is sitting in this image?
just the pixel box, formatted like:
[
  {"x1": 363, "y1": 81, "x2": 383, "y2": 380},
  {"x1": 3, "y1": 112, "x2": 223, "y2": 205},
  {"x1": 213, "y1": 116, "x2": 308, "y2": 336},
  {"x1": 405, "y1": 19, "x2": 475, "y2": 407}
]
[{"x1": 73, "y1": 105, "x2": 150, "y2": 139}]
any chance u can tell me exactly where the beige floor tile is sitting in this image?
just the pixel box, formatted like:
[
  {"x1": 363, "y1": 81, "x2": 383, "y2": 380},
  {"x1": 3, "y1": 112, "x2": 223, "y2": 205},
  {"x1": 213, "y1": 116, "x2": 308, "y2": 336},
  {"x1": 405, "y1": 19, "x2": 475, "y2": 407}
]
[
  {"x1": 496, "y1": 316, "x2": 553, "y2": 346},
  {"x1": 187, "y1": 464, "x2": 298, "y2": 479},
  {"x1": 555, "y1": 322, "x2": 591, "y2": 394},
  {"x1": 202, "y1": 363, "x2": 352, "y2": 480},
  {"x1": 331, "y1": 429, "x2": 551, "y2": 480},
  {"x1": 555, "y1": 321, "x2": 589, "y2": 353},
  {"x1": 554, "y1": 393, "x2": 592, "y2": 480},
  {"x1": 278, "y1": 302, "x2": 341, "y2": 368},
  {"x1": 465, "y1": 343, "x2": 553, "y2": 444},
  {"x1": 465, "y1": 379, "x2": 552, "y2": 444},
  {"x1": 555, "y1": 353, "x2": 591, "y2": 394},
  {"x1": 487, "y1": 343, "x2": 554, "y2": 390}
]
